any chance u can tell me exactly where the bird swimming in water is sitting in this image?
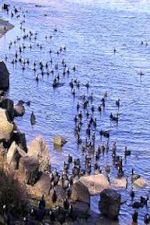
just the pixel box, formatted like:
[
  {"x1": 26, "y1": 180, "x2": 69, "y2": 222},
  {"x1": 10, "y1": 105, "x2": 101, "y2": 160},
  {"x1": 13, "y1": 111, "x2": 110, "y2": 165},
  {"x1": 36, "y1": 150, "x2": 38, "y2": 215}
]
[{"x1": 30, "y1": 111, "x2": 36, "y2": 125}]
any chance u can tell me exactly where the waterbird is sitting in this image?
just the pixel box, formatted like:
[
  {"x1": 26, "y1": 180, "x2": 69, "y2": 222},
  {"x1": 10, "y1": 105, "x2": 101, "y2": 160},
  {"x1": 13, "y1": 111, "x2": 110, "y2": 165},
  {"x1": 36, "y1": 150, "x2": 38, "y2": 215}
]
[{"x1": 30, "y1": 111, "x2": 36, "y2": 125}]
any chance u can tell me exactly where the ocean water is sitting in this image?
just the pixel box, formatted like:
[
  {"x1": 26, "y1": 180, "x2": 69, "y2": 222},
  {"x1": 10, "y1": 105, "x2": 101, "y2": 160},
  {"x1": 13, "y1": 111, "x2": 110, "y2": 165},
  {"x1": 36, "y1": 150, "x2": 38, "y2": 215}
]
[{"x1": 0, "y1": 0, "x2": 150, "y2": 224}]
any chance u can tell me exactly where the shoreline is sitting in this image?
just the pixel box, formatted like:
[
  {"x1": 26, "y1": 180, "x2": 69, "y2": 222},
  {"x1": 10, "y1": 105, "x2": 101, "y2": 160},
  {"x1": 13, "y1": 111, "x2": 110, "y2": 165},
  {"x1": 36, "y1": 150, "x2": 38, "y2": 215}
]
[{"x1": 0, "y1": 18, "x2": 14, "y2": 38}]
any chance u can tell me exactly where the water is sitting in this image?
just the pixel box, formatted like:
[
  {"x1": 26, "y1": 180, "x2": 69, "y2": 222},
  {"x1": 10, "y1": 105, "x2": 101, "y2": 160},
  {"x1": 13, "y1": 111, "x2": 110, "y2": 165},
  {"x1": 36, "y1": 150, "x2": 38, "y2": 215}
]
[{"x1": 0, "y1": 0, "x2": 150, "y2": 224}]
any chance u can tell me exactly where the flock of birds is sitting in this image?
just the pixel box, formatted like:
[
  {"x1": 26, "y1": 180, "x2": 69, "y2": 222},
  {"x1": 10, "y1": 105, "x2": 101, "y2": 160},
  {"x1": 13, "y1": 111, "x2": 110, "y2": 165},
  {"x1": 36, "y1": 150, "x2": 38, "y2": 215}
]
[{"x1": 1, "y1": 3, "x2": 150, "y2": 225}]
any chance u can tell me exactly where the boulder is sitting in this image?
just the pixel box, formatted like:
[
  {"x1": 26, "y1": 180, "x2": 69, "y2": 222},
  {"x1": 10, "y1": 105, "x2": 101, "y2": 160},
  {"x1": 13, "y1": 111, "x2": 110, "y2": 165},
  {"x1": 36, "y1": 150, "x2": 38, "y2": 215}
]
[
  {"x1": 19, "y1": 156, "x2": 39, "y2": 185},
  {"x1": 0, "y1": 98, "x2": 14, "y2": 121},
  {"x1": 111, "y1": 177, "x2": 127, "y2": 189},
  {"x1": 133, "y1": 177, "x2": 148, "y2": 188},
  {"x1": 7, "y1": 141, "x2": 20, "y2": 169},
  {"x1": 71, "y1": 181, "x2": 90, "y2": 205},
  {"x1": 80, "y1": 174, "x2": 109, "y2": 195},
  {"x1": 11, "y1": 131, "x2": 27, "y2": 152},
  {"x1": 0, "y1": 108, "x2": 13, "y2": 140},
  {"x1": 14, "y1": 103, "x2": 25, "y2": 117},
  {"x1": 71, "y1": 201, "x2": 90, "y2": 218},
  {"x1": 33, "y1": 173, "x2": 51, "y2": 196},
  {"x1": 49, "y1": 185, "x2": 67, "y2": 207},
  {"x1": 99, "y1": 189, "x2": 121, "y2": 220},
  {"x1": 53, "y1": 135, "x2": 67, "y2": 148},
  {"x1": 28, "y1": 136, "x2": 50, "y2": 172},
  {"x1": 0, "y1": 61, "x2": 9, "y2": 90},
  {"x1": 7, "y1": 141, "x2": 26, "y2": 170},
  {"x1": 0, "y1": 145, "x2": 6, "y2": 158}
]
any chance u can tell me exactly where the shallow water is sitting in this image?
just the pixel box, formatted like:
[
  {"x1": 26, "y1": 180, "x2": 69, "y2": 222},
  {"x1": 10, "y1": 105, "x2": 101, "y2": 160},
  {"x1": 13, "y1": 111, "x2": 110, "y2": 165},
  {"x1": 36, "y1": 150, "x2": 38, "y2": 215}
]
[{"x1": 0, "y1": 0, "x2": 150, "y2": 224}]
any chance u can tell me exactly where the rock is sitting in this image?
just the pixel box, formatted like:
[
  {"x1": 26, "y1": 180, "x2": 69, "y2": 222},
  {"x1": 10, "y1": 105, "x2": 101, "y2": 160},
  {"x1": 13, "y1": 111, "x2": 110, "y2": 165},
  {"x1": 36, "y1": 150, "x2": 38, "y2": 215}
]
[
  {"x1": 99, "y1": 189, "x2": 121, "y2": 220},
  {"x1": 19, "y1": 156, "x2": 40, "y2": 185},
  {"x1": 71, "y1": 181, "x2": 90, "y2": 205},
  {"x1": 11, "y1": 131, "x2": 28, "y2": 152},
  {"x1": 0, "y1": 144, "x2": 6, "y2": 158},
  {"x1": 53, "y1": 135, "x2": 67, "y2": 148},
  {"x1": 7, "y1": 141, "x2": 20, "y2": 169},
  {"x1": 0, "y1": 108, "x2": 13, "y2": 140},
  {"x1": 14, "y1": 103, "x2": 25, "y2": 117},
  {"x1": 7, "y1": 141, "x2": 26, "y2": 170},
  {"x1": 49, "y1": 185, "x2": 67, "y2": 207},
  {"x1": 0, "y1": 61, "x2": 9, "y2": 90},
  {"x1": 33, "y1": 173, "x2": 51, "y2": 196},
  {"x1": 28, "y1": 136, "x2": 50, "y2": 172},
  {"x1": 111, "y1": 177, "x2": 127, "y2": 189},
  {"x1": 80, "y1": 174, "x2": 109, "y2": 195},
  {"x1": 0, "y1": 98, "x2": 14, "y2": 121},
  {"x1": 71, "y1": 201, "x2": 90, "y2": 218},
  {"x1": 133, "y1": 177, "x2": 148, "y2": 188}
]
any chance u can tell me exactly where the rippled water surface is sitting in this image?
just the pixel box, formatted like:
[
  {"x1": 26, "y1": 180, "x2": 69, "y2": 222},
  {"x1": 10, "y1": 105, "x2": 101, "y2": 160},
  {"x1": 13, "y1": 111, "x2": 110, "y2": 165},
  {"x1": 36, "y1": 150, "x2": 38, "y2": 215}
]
[{"x1": 0, "y1": 0, "x2": 150, "y2": 224}]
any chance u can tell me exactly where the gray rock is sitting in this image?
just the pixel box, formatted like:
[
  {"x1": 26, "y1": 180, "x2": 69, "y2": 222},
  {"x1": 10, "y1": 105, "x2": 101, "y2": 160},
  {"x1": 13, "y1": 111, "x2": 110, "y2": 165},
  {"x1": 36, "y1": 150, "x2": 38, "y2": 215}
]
[
  {"x1": 19, "y1": 156, "x2": 40, "y2": 185},
  {"x1": 99, "y1": 189, "x2": 121, "y2": 220},
  {"x1": 0, "y1": 61, "x2": 9, "y2": 90},
  {"x1": 28, "y1": 136, "x2": 50, "y2": 172},
  {"x1": 71, "y1": 181, "x2": 90, "y2": 205}
]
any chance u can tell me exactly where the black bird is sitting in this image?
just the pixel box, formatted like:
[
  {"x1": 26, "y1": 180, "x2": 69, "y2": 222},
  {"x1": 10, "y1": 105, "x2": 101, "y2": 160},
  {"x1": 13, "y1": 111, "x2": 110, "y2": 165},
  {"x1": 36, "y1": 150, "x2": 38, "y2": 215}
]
[
  {"x1": 51, "y1": 189, "x2": 57, "y2": 203},
  {"x1": 132, "y1": 210, "x2": 138, "y2": 223},
  {"x1": 30, "y1": 111, "x2": 36, "y2": 125}
]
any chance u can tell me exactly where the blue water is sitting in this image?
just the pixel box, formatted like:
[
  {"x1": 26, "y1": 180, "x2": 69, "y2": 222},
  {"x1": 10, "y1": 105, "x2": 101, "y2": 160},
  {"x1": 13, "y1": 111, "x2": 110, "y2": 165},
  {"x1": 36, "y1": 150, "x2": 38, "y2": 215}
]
[{"x1": 0, "y1": 0, "x2": 150, "y2": 224}]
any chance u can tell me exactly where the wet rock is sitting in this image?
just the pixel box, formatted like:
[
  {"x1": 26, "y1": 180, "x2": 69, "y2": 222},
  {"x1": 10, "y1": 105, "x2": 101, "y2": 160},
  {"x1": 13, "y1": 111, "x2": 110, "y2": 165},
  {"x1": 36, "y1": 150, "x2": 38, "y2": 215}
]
[
  {"x1": 71, "y1": 201, "x2": 90, "y2": 219},
  {"x1": 14, "y1": 102, "x2": 25, "y2": 117},
  {"x1": 80, "y1": 174, "x2": 109, "y2": 195},
  {"x1": 111, "y1": 177, "x2": 127, "y2": 189},
  {"x1": 53, "y1": 135, "x2": 67, "y2": 148},
  {"x1": 19, "y1": 156, "x2": 40, "y2": 185},
  {"x1": 99, "y1": 189, "x2": 121, "y2": 220},
  {"x1": 0, "y1": 98, "x2": 14, "y2": 121},
  {"x1": 0, "y1": 61, "x2": 9, "y2": 90},
  {"x1": 71, "y1": 181, "x2": 90, "y2": 205},
  {"x1": 0, "y1": 108, "x2": 13, "y2": 141},
  {"x1": 28, "y1": 136, "x2": 50, "y2": 172},
  {"x1": 133, "y1": 177, "x2": 148, "y2": 188}
]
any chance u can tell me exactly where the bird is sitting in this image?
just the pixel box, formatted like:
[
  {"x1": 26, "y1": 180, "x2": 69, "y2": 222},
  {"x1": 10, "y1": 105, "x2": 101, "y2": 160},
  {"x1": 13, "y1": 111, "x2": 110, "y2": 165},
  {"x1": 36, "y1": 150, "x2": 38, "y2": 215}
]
[{"x1": 30, "y1": 111, "x2": 36, "y2": 125}]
